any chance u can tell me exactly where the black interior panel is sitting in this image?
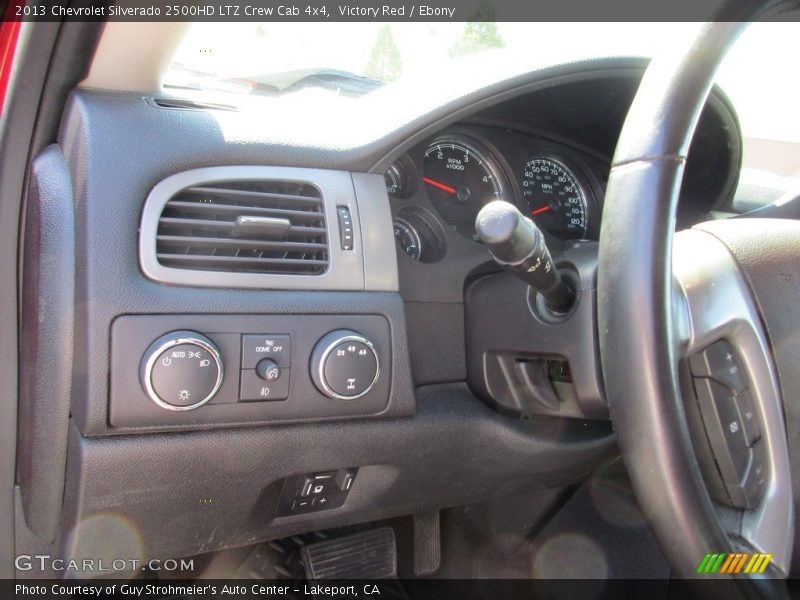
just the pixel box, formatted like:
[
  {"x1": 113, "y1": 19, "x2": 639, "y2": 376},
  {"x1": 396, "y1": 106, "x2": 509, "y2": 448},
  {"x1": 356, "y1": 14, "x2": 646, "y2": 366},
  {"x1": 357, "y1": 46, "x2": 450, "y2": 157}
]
[
  {"x1": 403, "y1": 302, "x2": 466, "y2": 386},
  {"x1": 18, "y1": 145, "x2": 75, "y2": 543},
  {"x1": 62, "y1": 384, "x2": 615, "y2": 562}
]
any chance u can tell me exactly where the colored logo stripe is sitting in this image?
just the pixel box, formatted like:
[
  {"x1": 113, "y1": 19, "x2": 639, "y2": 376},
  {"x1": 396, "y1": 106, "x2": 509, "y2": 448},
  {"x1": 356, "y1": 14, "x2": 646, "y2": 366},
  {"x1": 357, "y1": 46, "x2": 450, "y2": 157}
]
[
  {"x1": 720, "y1": 553, "x2": 737, "y2": 573},
  {"x1": 696, "y1": 554, "x2": 712, "y2": 573},
  {"x1": 697, "y1": 553, "x2": 725, "y2": 573},
  {"x1": 697, "y1": 553, "x2": 772, "y2": 574},
  {"x1": 730, "y1": 553, "x2": 748, "y2": 573}
]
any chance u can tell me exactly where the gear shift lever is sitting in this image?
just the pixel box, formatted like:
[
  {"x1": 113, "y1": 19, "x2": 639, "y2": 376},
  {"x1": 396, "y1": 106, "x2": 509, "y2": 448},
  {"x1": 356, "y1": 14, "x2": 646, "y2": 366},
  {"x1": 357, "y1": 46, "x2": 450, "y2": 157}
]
[{"x1": 475, "y1": 200, "x2": 574, "y2": 313}]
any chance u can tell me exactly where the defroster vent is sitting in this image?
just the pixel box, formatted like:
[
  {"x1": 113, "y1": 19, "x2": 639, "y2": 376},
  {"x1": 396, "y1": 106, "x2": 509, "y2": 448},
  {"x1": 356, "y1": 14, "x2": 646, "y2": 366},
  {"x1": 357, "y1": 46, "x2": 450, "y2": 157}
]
[{"x1": 155, "y1": 181, "x2": 329, "y2": 275}]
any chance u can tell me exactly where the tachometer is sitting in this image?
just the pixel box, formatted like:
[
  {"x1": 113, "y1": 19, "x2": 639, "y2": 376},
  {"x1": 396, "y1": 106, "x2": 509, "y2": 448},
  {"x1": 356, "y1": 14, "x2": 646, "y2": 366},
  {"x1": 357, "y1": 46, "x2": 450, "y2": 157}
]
[
  {"x1": 521, "y1": 157, "x2": 589, "y2": 240},
  {"x1": 423, "y1": 137, "x2": 507, "y2": 239}
]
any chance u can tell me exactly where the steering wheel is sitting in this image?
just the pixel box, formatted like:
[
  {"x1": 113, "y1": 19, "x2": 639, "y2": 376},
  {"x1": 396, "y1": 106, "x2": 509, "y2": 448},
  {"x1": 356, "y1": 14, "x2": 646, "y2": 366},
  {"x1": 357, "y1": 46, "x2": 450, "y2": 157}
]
[{"x1": 597, "y1": 7, "x2": 798, "y2": 591}]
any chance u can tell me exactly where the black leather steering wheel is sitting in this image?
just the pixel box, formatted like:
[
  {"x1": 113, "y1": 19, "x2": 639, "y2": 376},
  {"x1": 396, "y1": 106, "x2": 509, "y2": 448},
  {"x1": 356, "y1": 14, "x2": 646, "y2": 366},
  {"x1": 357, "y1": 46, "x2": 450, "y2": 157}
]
[{"x1": 597, "y1": 8, "x2": 798, "y2": 593}]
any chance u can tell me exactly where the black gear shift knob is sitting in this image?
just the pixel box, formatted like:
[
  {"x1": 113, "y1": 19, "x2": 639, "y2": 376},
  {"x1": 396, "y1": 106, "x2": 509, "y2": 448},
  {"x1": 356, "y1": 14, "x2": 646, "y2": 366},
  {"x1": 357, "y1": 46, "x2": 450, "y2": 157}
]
[{"x1": 476, "y1": 200, "x2": 574, "y2": 313}]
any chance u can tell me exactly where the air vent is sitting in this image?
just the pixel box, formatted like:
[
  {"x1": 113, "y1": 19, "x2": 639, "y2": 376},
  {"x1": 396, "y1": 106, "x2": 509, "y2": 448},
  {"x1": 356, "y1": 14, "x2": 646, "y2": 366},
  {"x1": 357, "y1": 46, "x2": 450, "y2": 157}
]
[
  {"x1": 155, "y1": 180, "x2": 329, "y2": 275},
  {"x1": 152, "y1": 97, "x2": 238, "y2": 112}
]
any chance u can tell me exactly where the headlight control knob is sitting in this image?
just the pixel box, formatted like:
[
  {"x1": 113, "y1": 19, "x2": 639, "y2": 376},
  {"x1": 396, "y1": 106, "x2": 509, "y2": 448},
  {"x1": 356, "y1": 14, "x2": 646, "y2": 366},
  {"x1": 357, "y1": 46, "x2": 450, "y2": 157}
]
[
  {"x1": 140, "y1": 331, "x2": 224, "y2": 411},
  {"x1": 310, "y1": 330, "x2": 380, "y2": 400}
]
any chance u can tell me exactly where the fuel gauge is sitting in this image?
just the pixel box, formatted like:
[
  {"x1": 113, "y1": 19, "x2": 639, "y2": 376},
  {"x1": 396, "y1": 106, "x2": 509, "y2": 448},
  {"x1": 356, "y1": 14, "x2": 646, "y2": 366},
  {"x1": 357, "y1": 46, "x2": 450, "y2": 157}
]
[
  {"x1": 393, "y1": 218, "x2": 422, "y2": 261},
  {"x1": 392, "y1": 207, "x2": 447, "y2": 263}
]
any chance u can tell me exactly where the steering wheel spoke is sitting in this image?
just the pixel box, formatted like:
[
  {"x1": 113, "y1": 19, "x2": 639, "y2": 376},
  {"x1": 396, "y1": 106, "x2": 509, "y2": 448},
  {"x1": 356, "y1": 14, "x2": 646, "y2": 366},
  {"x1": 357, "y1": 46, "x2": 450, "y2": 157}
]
[{"x1": 673, "y1": 228, "x2": 793, "y2": 575}]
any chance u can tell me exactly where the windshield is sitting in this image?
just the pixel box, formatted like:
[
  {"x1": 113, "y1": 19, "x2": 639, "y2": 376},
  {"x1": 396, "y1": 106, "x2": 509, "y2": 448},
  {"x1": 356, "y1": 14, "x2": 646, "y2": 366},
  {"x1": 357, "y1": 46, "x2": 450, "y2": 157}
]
[
  {"x1": 166, "y1": 22, "x2": 800, "y2": 186},
  {"x1": 166, "y1": 22, "x2": 705, "y2": 96}
]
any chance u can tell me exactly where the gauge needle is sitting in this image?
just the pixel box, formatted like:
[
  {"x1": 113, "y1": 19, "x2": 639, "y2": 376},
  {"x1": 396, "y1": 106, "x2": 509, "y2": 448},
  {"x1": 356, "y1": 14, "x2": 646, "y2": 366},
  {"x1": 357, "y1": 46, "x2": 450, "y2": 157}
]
[
  {"x1": 423, "y1": 177, "x2": 457, "y2": 195},
  {"x1": 531, "y1": 205, "x2": 551, "y2": 216}
]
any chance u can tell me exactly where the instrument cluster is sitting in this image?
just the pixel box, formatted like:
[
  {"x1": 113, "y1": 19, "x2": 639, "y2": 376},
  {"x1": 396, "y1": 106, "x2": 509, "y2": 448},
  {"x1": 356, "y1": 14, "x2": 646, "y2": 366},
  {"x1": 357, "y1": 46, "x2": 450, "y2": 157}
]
[{"x1": 386, "y1": 127, "x2": 605, "y2": 260}]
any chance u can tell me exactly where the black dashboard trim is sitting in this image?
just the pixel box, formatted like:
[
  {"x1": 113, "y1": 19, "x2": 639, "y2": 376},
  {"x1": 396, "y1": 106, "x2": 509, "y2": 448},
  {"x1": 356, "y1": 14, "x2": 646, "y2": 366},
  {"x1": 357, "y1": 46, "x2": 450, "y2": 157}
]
[{"x1": 62, "y1": 384, "x2": 615, "y2": 562}]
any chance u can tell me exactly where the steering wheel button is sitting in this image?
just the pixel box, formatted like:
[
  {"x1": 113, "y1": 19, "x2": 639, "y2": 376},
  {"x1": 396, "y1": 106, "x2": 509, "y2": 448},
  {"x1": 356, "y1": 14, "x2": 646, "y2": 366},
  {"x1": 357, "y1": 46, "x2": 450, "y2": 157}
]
[
  {"x1": 734, "y1": 389, "x2": 760, "y2": 446},
  {"x1": 689, "y1": 340, "x2": 748, "y2": 392},
  {"x1": 742, "y1": 441, "x2": 768, "y2": 507},
  {"x1": 693, "y1": 378, "x2": 750, "y2": 485},
  {"x1": 725, "y1": 441, "x2": 768, "y2": 510}
]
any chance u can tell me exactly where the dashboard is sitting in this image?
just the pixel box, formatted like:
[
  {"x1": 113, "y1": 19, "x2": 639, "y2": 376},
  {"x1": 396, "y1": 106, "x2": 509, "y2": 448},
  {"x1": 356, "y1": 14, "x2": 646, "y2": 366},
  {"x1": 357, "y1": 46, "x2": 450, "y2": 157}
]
[{"x1": 15, "y1": 58, "x2": 743, "y2": 566}]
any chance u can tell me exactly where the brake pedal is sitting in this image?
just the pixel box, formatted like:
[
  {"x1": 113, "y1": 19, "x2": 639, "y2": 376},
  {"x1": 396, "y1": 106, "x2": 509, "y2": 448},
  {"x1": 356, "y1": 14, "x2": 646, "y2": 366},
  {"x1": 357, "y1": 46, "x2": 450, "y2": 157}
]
[{"x1": 301, "y1": 527, "x2": 397, "y2": 580}]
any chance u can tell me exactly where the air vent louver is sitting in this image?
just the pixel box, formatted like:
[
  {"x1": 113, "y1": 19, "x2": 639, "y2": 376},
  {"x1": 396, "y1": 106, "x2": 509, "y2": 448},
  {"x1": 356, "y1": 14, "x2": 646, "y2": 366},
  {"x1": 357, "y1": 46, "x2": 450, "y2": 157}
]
[
  {"x1": 155, "y1": 181, "x2": 329, "y2": 275},
  {"x1": 152, "y1": 97, "x2": 238, "y2": 111}
]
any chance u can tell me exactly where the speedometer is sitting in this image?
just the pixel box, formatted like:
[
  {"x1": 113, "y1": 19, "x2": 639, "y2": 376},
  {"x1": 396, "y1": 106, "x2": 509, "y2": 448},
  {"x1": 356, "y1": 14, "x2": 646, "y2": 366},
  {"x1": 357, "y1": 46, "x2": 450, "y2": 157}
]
[
  {"x1": 423, "y1": 137, "x2": 507, "y2": 239},
  {"x1": 521, "y1": 157, "x2": 589, "y2": 240}
]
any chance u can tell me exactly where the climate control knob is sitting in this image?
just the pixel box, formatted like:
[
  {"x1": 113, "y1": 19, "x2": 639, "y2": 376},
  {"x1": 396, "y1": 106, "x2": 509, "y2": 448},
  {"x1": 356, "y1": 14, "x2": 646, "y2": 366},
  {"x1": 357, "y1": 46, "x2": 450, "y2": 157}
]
[
  {"x1": 140, "y1": 331, "x2": 224, "y2": 411},
  {"x1": 310, "y1": 330, "x2": 380, "y2": 400}
]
